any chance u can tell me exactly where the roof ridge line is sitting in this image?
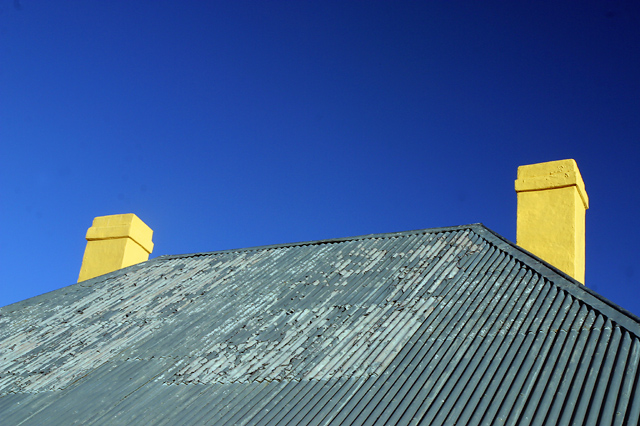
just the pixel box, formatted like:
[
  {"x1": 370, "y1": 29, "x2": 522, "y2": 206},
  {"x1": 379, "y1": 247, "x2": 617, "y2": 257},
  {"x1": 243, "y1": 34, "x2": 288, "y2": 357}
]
[
  {"x1": 475, "y1": 226, "x2": 640, "y2": 337},
  {"x1": 152, "y1": 223, "x2": 486, "y2": 261},
  {"x1": 0, "y1": 224, "x2": 484, "y2": 312}
]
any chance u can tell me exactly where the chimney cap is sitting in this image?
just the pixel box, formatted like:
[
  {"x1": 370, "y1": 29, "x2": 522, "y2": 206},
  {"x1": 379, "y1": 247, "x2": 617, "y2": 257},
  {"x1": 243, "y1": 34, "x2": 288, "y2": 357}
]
[
  {"x1": 515, "y1": 159, "x2": 588, "y2": 209},
  {"x1": 85, "y1": 213, "x2": 154, "y2": 253}
]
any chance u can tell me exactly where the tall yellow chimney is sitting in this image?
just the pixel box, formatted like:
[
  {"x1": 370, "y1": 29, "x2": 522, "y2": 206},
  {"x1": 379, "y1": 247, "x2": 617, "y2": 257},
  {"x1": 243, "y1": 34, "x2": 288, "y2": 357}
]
[
  {"x1": 515, "y1": 159, "x2": 588, "y2": 283},
  {"x1": 78, "y1": 214, "x2": 154, "y2": 282}
]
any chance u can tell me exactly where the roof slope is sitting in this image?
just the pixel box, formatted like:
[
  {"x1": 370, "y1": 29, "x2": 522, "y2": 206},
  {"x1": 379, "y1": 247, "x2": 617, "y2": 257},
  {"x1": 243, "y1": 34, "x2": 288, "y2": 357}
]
[{"x1": 1, "y1": 224, "x2": 639, "y2": 425}]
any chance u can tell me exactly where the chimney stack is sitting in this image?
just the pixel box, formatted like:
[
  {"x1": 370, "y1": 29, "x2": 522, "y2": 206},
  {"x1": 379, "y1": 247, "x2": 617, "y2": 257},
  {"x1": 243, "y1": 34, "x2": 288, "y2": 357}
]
[
  {"x1": 515, "y1": 159, "x2": 588, "y2": 283},
  {"x1": 78, "y1": 214, "x2": 154, "y2": 282}
]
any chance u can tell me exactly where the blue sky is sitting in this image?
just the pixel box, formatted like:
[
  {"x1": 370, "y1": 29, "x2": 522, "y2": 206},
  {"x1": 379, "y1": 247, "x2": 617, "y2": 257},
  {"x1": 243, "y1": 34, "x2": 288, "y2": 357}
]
[{"x1": 1, "y1": 1, "x2": 639, "y2": 316}]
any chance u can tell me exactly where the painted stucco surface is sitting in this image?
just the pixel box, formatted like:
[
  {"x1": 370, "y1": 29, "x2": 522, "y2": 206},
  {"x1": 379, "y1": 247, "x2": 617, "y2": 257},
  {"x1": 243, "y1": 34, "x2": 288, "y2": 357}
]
[
  {"x1": 516, "y1": 159, "x2": 588, "y2": 283},
  {"x1": 78, "y1": 214, "x2": 154, "y2": 282}
]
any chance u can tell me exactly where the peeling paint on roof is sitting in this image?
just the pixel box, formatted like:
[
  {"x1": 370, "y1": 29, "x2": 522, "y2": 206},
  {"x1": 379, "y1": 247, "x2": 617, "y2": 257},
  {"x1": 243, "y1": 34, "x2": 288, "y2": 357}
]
[{"x1": 1, "y1": 224, "x2": 639, "y2": 425}]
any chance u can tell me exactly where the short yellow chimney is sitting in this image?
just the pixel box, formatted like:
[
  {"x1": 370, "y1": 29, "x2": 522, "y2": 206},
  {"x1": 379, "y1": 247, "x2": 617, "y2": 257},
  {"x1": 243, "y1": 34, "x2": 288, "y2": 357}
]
[
  {"x1": 515, "y1": 159, "x2": 588, "y2": 283},
  {"x1": 78, "y1": 214, "x2": 154, "y2": 282}
]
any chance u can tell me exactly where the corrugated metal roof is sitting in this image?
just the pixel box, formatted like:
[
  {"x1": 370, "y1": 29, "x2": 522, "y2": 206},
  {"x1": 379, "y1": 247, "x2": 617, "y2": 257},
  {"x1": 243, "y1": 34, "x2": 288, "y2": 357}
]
[{"x1": 1, "y1": 224, "x2": 639, "y2": 425}]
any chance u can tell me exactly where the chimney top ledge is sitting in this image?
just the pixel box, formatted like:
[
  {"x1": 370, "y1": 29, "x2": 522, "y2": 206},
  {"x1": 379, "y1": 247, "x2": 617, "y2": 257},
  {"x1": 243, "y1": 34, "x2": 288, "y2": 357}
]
[{"x1": 515, "y1": 159, "x2": 588, "y2": 209}]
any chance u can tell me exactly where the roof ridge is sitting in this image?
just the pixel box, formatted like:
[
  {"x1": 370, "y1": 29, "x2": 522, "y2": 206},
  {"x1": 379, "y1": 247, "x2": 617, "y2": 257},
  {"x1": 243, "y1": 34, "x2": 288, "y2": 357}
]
[
  {"x1": 0, "y1": 224, "x2": 483, "y2": 312},
  {"x1": 7, "y1": 223, "x2": 639, "y2": 339},
  {"x1": 144, "y1": 223, "x2": 640, "y2": 335},
  {"x1": 475, "y1": 226, "x2": 640, "y2": 337},
  {"x1": 153, "y1": 223, "x2": 486, "y2": 261}
]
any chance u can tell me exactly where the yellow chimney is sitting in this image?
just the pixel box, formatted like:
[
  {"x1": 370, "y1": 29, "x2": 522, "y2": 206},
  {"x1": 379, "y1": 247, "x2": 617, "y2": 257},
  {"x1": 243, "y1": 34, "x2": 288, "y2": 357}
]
[
  {"x1": 78, "y1": 214, "x2": 154, "y2": 282},
  {"x1": 515, "y1": 159, "x2": 588, "y2": 283}
]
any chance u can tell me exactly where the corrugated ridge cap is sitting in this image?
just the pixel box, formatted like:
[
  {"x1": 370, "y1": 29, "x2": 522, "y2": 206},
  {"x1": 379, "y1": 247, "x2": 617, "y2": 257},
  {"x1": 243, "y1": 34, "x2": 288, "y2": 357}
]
[
  {"x1": 153, "y1": 223, "x2": 483, "y2": 261},
  {"x1": 476, "y1": 225, "x2": 640, "y2": 337}
]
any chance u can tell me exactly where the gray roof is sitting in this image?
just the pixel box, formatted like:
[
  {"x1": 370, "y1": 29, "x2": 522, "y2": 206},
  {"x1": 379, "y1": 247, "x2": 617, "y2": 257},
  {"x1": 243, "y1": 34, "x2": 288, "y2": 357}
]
[{"x1": 1, "y1": 224, "x2": 639, "y2": 425}]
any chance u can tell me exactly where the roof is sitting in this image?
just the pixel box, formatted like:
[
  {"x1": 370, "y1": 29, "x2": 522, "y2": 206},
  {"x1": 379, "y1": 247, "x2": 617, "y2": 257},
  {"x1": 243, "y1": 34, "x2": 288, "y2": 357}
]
[{"x1": 1, "y1": 224, "x2": 639, "y2": 425}]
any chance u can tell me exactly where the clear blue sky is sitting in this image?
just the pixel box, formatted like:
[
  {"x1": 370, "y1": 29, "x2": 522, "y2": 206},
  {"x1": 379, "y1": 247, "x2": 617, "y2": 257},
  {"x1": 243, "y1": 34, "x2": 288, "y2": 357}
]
[{"x1": 2, "y1": 1, "x2": 639, "y2": 315}]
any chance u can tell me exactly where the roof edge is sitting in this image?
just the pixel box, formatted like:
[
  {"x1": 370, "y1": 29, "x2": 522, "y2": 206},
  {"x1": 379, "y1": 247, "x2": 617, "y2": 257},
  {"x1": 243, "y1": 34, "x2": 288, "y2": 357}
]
[
  {"x1": 0, "y1": 260, "x2": 154, "y2": 313},
  {"x1": 154, "y1": 224, "x2": 484, "y2": 261},
  {"x1": 138, "y1": 223, "x2": 640, "y2": 336},
  {"x1": 1, "y1": 224, "x2": 481, "y2": 312},
  {"x1": 475, "y1": 225, "x2": 640, "y2": 337},
  {"x1": 5, "y1": 223, "x2": 639, "y2": 338}
]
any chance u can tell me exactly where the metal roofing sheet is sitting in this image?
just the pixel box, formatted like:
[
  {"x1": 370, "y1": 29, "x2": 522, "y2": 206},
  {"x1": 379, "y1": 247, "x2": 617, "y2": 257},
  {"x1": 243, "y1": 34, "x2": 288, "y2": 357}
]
[{"x1": 1, "y1": 224, "x2": 639, "y2": 425}]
